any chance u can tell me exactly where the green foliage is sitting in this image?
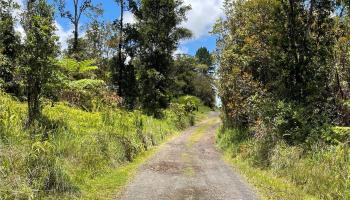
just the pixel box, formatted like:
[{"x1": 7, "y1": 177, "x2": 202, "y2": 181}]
[
  {"x1": 56, "y1": 58, "x2": 114, "y2": 111},
  {"x1": 0, "y1": 91, "x2": 208, "y2": 199},
  {"x1": 215, "y1": 3, "x2": 350, "y2": 196},
  {"x1": 177, "y1": 96, "x2": 201, "y2": 111},
  {"x1": 26, "y1": 141, "x2": 77, "y2": 195},
  {"x1": 135, "y1": 0, "x2": 192, "y2": 116},
  {"x1": 215, "y1": 0, "x2": 343, "y2": 139},
  {"x1": 172, "y1": 54, "x2": 216, "y2": 109},
  {"x1": 218, "y1": 127, "x2": 350, "y2": 199},
  {"x1": 195, "y1": 47, "x2": 214, "y2": 74},
  {"x1": 55, "y1": 0, "x2": 103, "y2": 59},
  {"x1": 59, "y1": 59, "x2": 98, "y2": 77},
  {"x1": 22, "y1": 0, "x2": 59, "y2": 124},
  {"x1": 68, "y1": 79, "x2": 104, "y2": 91},
  {"x1": 0, "y1": 0, "x2": 22, "y2": 96},
  {"x1": 326, "y1": 126, "x2": 350, "y2": 144}
]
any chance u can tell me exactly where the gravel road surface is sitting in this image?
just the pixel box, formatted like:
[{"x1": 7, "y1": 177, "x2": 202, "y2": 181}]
[{"x1": 118, "y1": 112, "x2": 259, "y2": 200}]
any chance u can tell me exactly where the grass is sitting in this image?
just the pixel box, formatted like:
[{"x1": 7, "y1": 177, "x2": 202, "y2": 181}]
[
  {"x1": 187, "y1": 117, "x2": 218, "y2": 147},
  {"x1": 217, "y1": 127, "x2": 350, "y2": 200},
  {"x1": 223, "y1": 152, "x2": 317, "y2": 200},
  {"x1": 78, "y1": 131, "x2": 184, "y2": 200},
  {"x1": 78, "y1": 148, "x2": 156, "y2": 200},
  {"x1": 0, "y1": 91, "x2": 210, "y2": 200}
]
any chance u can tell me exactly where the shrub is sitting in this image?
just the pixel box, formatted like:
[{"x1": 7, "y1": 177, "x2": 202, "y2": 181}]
[
  {"x1": 165, "y1": 103, "x2": 190, "y2": 129},
  {"x1": 176, "y1": 95, "x2": 201, "y2": 112}
]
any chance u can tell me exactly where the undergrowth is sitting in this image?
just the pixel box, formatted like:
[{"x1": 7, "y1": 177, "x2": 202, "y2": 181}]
[
  {"x1": 0, "y1": 91, "x2": 210, "y2": 199},
  {"x1": 217, "y1": 127, "x2": 350, "y2": 200}
]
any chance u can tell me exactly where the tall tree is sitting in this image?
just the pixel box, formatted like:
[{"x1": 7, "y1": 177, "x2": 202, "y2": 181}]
[
  {"x1": 22, "y1": 0, "x2": 59, "y2": 125},
  {"x1": 115, "y1": 0, "x2": 125, "y2": 96},
  {"x1": 56, "y1": 0, "x2": 102, "y2": 58},
  {"x1": 113, "y1": 0, "x2": 137, "y2": 98},
  {"x1": 0, "y1": 0, "x2": 21, "y2": 94},
  {"x1": 85, "y1": 20, "x2": 115, "y2": 59},
  {"x1": 135, "y1": 0, "x2": 192, "y2": 116}
]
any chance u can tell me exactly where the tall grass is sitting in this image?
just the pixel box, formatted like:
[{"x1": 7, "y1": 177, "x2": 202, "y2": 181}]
[
  {"x1": 0, "y1": 91, "x2": 208, "y2": 199},
  {"x1": 217, "y1": 127, "x2": 350, "y2": 200}
]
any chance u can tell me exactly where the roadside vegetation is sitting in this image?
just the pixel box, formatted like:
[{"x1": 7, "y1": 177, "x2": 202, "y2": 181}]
[
  {"x1": 0, "y1": 0, "x2": 215, "y2": 199},
  {"x1": 214, "y1": 0, "x2": 350, "y2": 199},
  {"x1": 0, "y1": 91, "x2": 209, "y2": 199}
]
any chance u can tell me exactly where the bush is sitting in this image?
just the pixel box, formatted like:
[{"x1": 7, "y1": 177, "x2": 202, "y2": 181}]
[
  {"x1": 165, "y1": 103, "x2": 190, "y2": 129},
  {"x1": 176, "y1": 95, "x2": 201, "y2": 112}
]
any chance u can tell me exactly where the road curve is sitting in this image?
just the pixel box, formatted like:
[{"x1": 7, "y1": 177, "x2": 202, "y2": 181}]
[{"x1": 118, "y1": 112, "x2": 259, "y2": 200}]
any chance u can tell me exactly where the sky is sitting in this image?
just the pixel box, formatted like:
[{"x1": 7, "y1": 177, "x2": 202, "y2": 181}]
[{"x1": 15, "y1": 0, "x2": 224, "y2": 56}]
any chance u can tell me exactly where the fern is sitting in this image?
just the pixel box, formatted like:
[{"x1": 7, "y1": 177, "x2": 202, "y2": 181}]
[
  {"x1": 69, "y1": 79, "x2": 105, "y2": 90},
  {"x1": 59, "y1": 58, "x2": 98, "y2": 77}
]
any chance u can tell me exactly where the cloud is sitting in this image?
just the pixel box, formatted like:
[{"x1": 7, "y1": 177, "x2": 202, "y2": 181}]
[
  {"x1": 124, "y1": 11, "x2": 136, "y2": 24},
  {"x1": 14, "y1": 24, "x2": 25, "y2": 40},
  {"x1": 118, "y1": 0, "x2": 224, "y2": 40},
  {"x1": 54, "y1": 21, "x2": 73, "y2": 50},
  {"x1": 13, "y1": 0, "x2": 24, "y2": 40},
  {"x1": 182, "y1": 0, "x2": 224, "y2": 40},
  {"x1": 174, "y1": 46, "x2": 189, "y2": 55}
]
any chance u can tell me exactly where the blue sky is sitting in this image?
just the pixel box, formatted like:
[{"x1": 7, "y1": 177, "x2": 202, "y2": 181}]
[{"x1": 46, "y1": 0, "x2": 224, "y2": 56}]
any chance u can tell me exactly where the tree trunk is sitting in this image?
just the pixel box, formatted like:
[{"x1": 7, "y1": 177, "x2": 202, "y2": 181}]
[
  {"x1": 27, "y1": 73, "x2": 41, "y2": 125},
  {"x1": 336, "y1": 68, "x2": 345, "y2": 99},
  {"x1": 73, "y1": 0, "x2": 79, "y2": 54},
  {"x1": 288, "y1": 0, "x2": 303, "y2": 101},
  {"x1": 118, "y1": 0, "x2": 124, "y2": 96}
]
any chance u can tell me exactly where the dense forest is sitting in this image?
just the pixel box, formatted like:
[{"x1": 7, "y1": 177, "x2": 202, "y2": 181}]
[
  {"x1": 0, "y1": 0, "x2": 215, "y2": 199},
  {"x1": 215, "y1": 0, "x2": 350, "y2": 199}
]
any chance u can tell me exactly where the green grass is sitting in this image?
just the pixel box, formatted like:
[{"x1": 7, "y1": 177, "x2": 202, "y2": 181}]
[
  {"x1": 217, "y1": 127, "x2": 350, "y2": 200},
  {"x1": 77, "y1": 131, "x2": 184, "y2": 200},
  {"x1": 78, "y1": 148, "x2": 156, "y2": 200},
  {"x1": 195, "y1": 105, "x2": 212, "y2": 121},
  {"x1": 223, "y1": 152, "x2": 317, "y2": 200},
  {"x1": 187, "y1": 117, "x2": 218, "y2": 147},
  {"x1": 0, "y1": 91, "x2": 210, "y2": 200}
]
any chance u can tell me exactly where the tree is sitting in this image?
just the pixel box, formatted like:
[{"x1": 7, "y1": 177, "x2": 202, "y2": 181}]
[
  {"x1": 56, "y1": 0, "x2": 102, "y2": 58},
  {"x1": 214, "y1": 0, "x2": 339, "y2": 143},
  {"x1": 22, "y1": 0, "x2": 59, "y2": 125},
  {"x1": 134, "y1": 0, "x2": 192, "y2": 116},
  {"x1": 85, "y1": 20, "x2": 115, "y2": 60},
  {"x1": 172, "y1": 53, "x2": 216, "y2": 108},
  {"x1": 171, "y1": 54, "x2": 197, "y2": 97},
  {"x1": 84, "y1": 20, "x2": 117, "y2": 85},
  {"x1": 0, "y1": 0, "x2": 21, "y2": 95},
  {"x1": 195, "y1": 47, "x2": 214, "y2": 74},
  {"x1": 113, "y1": 0, "x2": 138, "y2": 101}
]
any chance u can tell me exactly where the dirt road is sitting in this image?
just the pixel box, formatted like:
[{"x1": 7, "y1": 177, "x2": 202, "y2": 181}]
[{"x1": 118, "y1": 112, "x2": 258, "y2": 200}]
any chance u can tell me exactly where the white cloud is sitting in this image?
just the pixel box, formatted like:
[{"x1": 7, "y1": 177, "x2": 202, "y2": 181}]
[
  {"x1": 54, "y1": 21, "x2": 73, "y2": 50},
  {"x1": 13, "y1": 0, "x2": 24, "y2": 40},
  {"x1": 119, "y1": 0, "x2": 224, "y2": 40},
  {"x1": 124, "y1": 11, "x2": 136, "y2": 24},
  {"x1": 182, "y1": 0, "x2": 224, "y2": 40},
  {"x1": 14, "y1": 24, "x2": 25, "y2": 40},
  {"x1": 14, "y1": 21, "x2": 73, "y2": 50},
  {"x1": 174, "y1": 46, "x2": 189, "y2": 55}
]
